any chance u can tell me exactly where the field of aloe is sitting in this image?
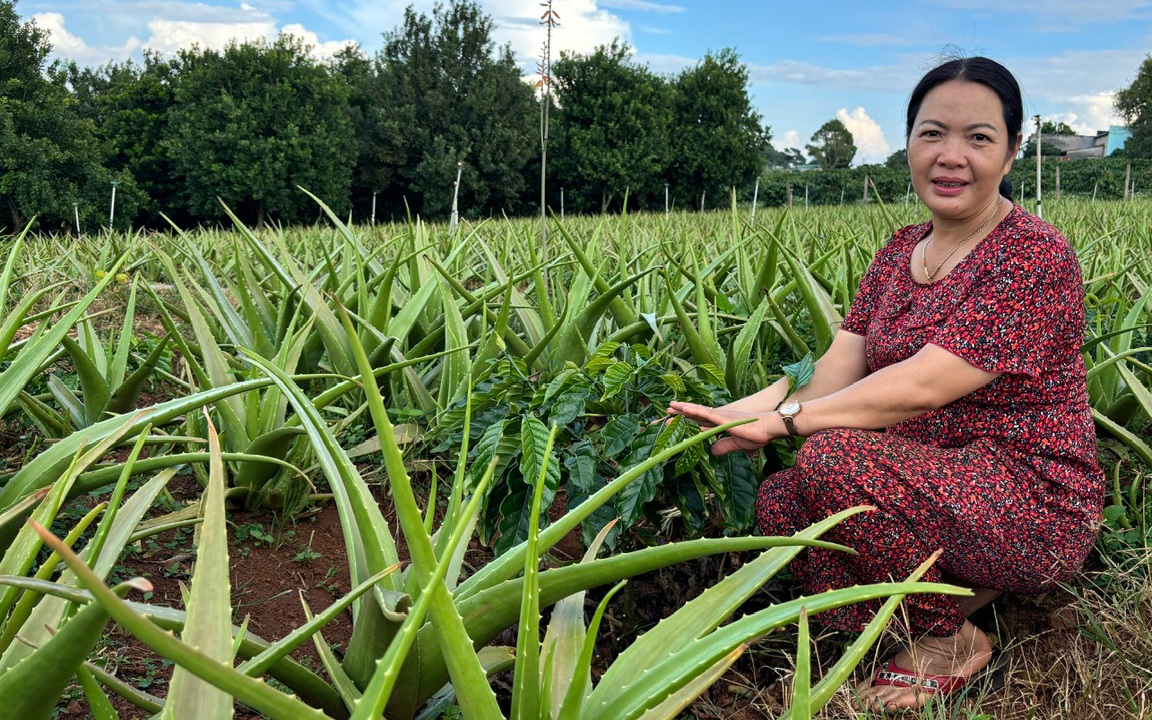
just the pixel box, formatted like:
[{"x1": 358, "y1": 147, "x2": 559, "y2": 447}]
[{"x1": 0, "y1": 196, "x2": 1148, "y2": 719}]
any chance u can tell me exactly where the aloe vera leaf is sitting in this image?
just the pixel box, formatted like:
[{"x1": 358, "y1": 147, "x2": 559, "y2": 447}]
[
  {"x1": 556, "y1": 580, "x2": 627, "y2": 720},
  {"x1": 233, "y1": 427, "x2": 307, "y2": 491},
  {"x1": 436, "y1": 275, "x2": 471, "y2": 408},
  {"x1": 510, "y1": 425, "x2": 558, "y2": 720},
  {"x1": 0, "y1": 575, "x2": 143, "y2": 720},
  {"x1": 781, "y1": 248, "x2": 842, "y2": 355},
  {"x1": 305, "y1": 599, "x2": 364, "y2": 709},
  {"x1": 780, "y1": 552, "x2": 944, "y2": 718},
  {"x1": 348, "y1": 448, "x2": 497, "y2": 720},
  {"x1": 108, "y1": 280, "x2": 139, "y2": 389},
  {"x1": 0, "y1": 575, "x2": 345, "y2": 718},
  {"x1": 107, "y1": 335, "x2": 171, "y2": 415},
  {"x1": 59, "y1": 335, "x2": 113, "y2": 427},
  {"x1": 1093, "y1": 408, "x2": 1152, "y2": 468},
  {"x1": 47, "y1": 373, "x2": 86, "y2": 428},
  {"x1": 337, "y1": 306, "x2": 503, "y2": 720},
  {"x1": 77, "y1": 663, "x2": 121, "y2": 720},
  {"x1": 555, "y1": 221, "x2": 639, "y2": 328},
  {"x1": 83, "y1": 660, "x2": 165, "y2": 714},
  {"x1": 588, "y1": 580, "x2": 967, "y2": 720},
  {"x1": 29, "y1": 521, "x2": 332, "y2": 719},
  {"x1": 163, "y1": 411, "x2": 234, "y2": 719},
  {"x1": 0, "y1": 378, "x2": 273, "y2": 537},
  {"x1": 544, "y1": 521, "x2": 617, "y2": 720},
  {"x1": 663, "y1": 272, "x2": 719, "y2": 367},
  {"x1": 0, "y1": 221, "x2": 29, "y2": 317},
  {"x1": 418, "y1": 534, "x2": 850, "y2": 703},
  {"x1": 592, "y1": 507, "x2": 864, "y2": 697},
  {"x1": 219, "y1": 202, "x2": 354, "y2": 375},
  {"x1": 0, "y1": 501, "x2": 105, "y2": 663},
  {"x1": 151, "y1": 246, "x2": 250, "y2": 448},
  {"x1": 629, "y1": 645, "x2": 745, "y2": 720},
  {"x1": 0, "y1": 462, "x2": 170, "y2": 666},
  {"x1": 0, "y1": 417, "x2": 136, "y2": 620},
  {"x1": 476, "y1": 236, "x2": 547, "y2": 346},
  {"x1": 790, "y1": 608, "x2": 813, "y2": 720}
]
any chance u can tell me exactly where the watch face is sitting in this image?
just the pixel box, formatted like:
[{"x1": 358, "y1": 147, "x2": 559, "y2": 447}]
[{"x1": 780, "y1": 401, "x2": 801, "y2": 416}]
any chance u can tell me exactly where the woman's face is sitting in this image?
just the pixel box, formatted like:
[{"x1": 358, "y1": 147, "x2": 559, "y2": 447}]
[{"x1": 907, "y1": 80, "x2": 1021, "y2": 223}]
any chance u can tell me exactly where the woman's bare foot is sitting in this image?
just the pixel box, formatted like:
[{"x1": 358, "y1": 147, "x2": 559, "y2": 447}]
[{"x1": 856, "y1": 620, "x2": 993, "y2": 713}]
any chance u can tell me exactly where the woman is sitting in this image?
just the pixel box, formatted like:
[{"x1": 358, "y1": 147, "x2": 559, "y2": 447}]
[{"x1": 666, "y1": 56, "x2": 1103, "y2": 713}]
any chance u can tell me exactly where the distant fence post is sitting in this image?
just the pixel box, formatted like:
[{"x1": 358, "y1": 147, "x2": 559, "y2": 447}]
[{"x1": 750, "y1": 176, "x2": 760, "y2": 226}]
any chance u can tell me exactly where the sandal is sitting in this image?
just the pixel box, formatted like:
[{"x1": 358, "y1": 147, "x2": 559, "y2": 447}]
[{"x1": 872, "y1": 657, "x2": 967, "y2": 696}]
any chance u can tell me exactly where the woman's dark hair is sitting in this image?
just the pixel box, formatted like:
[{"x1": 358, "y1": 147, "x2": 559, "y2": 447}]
[{"x1": 905, "y1": 56, "x2": 1023, "y2": 199}]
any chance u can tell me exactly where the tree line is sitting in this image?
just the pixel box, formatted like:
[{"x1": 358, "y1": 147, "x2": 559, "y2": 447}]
[{"x1": 1, "y1": 0, "x2": 772, "y2": 232}]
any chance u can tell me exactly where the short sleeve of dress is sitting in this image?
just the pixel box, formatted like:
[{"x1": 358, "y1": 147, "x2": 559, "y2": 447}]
[{"x1": 930, "y1": 236, "x2": 1080, "y2": 377}]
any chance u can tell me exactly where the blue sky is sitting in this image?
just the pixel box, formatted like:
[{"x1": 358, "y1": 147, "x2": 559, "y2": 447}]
[{"x1": 20, "y1": 0, "x2": 1152, "y2": 164}]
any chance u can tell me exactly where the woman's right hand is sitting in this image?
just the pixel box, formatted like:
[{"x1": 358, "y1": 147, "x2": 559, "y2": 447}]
[{"x1": 665, "y1": 402, "x2": 777, "y2": 455}]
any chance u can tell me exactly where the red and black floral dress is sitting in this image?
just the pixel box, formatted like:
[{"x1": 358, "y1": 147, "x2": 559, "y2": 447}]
[{"x1": 755, "y1": 204, "x2": 1104, "y2": 637}]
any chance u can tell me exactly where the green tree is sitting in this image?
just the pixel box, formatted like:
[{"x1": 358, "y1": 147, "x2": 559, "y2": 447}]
[
  {"x1": 1021, "y1": 139, "x2": 1066, "y2": 159},
  {"x1": 66, "y1": 53, "x2": 181, "y2": 226},
  {"x1": 884, "y1": 148, "x2": 907, "y2": 170},
  {"x1": 1019, "y1": 120, "x2": 1079, "y2": 159},
  {"x1": 0, "y1": 1, "x2": 109, "y2": 231},
  {"x1": 1041, "y1": 120, "x2": 1077, "y2": 135},
  {"x1": 164, "y1": 34, "x2": 355, "y2": 226},
  {"x1": 764, "y1": 143, "x2": 805, "y2": 169},
  {"x1": 806, "y1": 118, "x2": 857, "y2": 170},
  {"x1": 550, "y1": 40, "x2": 673, "y2": 213},
  {"x1": 363, "y1": 0, "x2": 537, "y2": 219},
  {"x1": 667, "y1": 49, "x2": 769, "y2": 209},
  {"x1": 1116, "y1": 55, "x2": 1152, "y2": 158}
]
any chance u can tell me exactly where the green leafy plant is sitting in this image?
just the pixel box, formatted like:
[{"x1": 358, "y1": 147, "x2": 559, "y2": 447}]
[{"x1": 431, "y1": 342, "x2": 768, "y2": 554}]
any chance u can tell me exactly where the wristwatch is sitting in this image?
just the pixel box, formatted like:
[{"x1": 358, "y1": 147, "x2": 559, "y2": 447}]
[{"x1": 778, "y1": 400, "x2": 801, "y2": 436}]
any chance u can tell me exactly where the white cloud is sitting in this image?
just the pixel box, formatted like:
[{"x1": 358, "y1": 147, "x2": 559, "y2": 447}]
[
  {"x1": 836, "y1": 107, "x2": 891, "y2": 165},
  {"x1": 34, "y1": 7, "x2": 356, "y2": 64},
  {"x1": 1048, "y1": 94, "x2": 1125, "y2": 135},
  {"x1": 778, "y1": 130, "x2": 801, "y2": 151},
  {"x1": 142, "y1": 19, "x2": 275, "y2": 54},
  {"x1": 33, "y1": 12, "x2": 142, "y2": 64},
  {"x1": 281, "y1": 23, "x2": 357, "y2": 59},
  {"x1": 487, "y1": 0, "x2": 630, "y2": 65},
  {"x1": 342, "y1": 0, "x2": 630, "y2": 67}
]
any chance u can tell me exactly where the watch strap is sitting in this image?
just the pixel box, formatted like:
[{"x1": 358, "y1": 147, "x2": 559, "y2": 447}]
[{"x1": 782, "y1": 414, "x2": 799, "y2": 436}]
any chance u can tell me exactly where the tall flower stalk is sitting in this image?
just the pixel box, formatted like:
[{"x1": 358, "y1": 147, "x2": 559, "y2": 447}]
[{"x1": 538, "y1": 1, "x2": 559, "y2": 246}]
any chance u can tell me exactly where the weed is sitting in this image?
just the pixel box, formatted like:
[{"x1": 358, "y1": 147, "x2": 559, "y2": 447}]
[{"x1": 292, "y1": 530, "x2": 322, "y2": 563}]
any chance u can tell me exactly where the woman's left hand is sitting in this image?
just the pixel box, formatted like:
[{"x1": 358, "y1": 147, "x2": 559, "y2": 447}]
[{"x1": 665, "y1": 402, "x2": 782, "y2": 455}]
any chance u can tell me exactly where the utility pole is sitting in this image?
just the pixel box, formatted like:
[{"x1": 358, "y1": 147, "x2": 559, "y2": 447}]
[{"x1": 1034, "y1": 115, "x2": 1042, "y2": 219}]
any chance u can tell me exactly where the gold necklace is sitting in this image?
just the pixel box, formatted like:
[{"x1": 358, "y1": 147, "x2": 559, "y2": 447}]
[{"x1": 921, "y1": 195, "x2": 1003, "y2": 282}]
